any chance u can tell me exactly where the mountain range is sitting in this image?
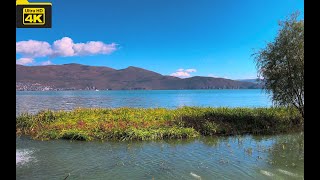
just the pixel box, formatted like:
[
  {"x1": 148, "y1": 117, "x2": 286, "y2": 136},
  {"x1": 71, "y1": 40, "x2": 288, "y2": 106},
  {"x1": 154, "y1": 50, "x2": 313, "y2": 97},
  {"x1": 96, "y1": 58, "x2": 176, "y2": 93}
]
[
  {"x1": 237, "y1": 79, "x2": 260, "y2": 83},
  {"x1": 16, "y1": 63, "x2": 261, "y2": 91}
]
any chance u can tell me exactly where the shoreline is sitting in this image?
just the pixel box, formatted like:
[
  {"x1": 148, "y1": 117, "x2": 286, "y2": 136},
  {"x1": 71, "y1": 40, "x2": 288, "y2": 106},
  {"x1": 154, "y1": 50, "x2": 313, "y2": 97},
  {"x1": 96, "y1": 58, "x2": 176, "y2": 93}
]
[
  {"x1": 16, "y1": 107, "x2": 303, "y2": 141},
  {"x1": 16, "y1": 88, "x2": 264, "y2": 92}
]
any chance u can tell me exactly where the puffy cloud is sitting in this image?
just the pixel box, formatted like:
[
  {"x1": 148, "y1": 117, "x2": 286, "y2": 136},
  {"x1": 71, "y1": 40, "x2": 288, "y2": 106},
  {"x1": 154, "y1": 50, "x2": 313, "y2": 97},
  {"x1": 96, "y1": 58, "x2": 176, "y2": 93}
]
[
  {"x1": 16, "y1": 58, "x2": 34, "y2": 65},
  {"x1": 170, "y1": 71, "x2": 191, "y2": 78},
  {"x1": 74, "y1": 41, "x2": 117, "y2": 56},
  {"x1": 170, "y1": 68, "x2": 197, "y2": 78},
  {"x1": 16, "y1": 40, "x2": 52, "y2": 58},
  {"x1": 16, "y1": 37, "x2": 118, "y2": 64},
  {"x1": 51, "y1": 37, "x2": 117, "y2": 57},
  {"x1": 185, "y1": 69, "x2": 197, "y2": 73},
  {"x1": 52, "y1": 37, "x2": 75, "y2": 57}
]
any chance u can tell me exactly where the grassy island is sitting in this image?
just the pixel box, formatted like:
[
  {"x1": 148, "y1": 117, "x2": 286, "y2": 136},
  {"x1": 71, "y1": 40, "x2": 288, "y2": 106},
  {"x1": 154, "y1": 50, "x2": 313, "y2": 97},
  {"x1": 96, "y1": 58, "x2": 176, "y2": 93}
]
[{"x1": 16, "y1": 107, "x2": 304, "y2": 141}]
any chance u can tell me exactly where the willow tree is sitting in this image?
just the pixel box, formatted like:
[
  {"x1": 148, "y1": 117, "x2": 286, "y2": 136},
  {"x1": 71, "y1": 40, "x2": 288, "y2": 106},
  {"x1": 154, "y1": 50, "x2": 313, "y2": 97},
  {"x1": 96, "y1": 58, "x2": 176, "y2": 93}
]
[{"x1": 254, "y1": 12, "x2": 304, "y2": 118}]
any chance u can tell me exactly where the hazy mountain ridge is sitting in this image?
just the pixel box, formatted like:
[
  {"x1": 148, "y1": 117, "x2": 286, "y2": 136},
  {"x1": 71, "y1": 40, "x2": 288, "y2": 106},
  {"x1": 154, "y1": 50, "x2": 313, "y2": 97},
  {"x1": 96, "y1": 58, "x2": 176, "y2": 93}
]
[
  {"x1": 237, "y1": 79, "x2": 260, "y2": 83},
  {"x1": 16, "y1": 64, "x2": 261, "y2": 90}
]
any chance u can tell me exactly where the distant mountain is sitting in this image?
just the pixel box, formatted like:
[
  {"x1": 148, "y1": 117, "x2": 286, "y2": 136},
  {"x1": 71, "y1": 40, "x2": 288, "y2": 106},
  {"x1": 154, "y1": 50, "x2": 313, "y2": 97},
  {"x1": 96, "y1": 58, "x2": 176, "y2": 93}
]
[
  {"x1": 16, "y1": 64, "x2": 261, "y2": 90},
  {"x1": 237, "y1": 79, "x2": 264, "y2": 88},
  {"x1": 237, "y1": 79, "x2": 260, "y2": 84}
]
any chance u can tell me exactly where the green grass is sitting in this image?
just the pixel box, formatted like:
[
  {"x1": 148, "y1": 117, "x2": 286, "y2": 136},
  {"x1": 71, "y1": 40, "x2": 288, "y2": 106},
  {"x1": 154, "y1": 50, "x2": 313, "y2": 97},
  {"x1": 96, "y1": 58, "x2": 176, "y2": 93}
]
[{"x1": 16, "y1": 107, "x2": 303, "y2": 141}]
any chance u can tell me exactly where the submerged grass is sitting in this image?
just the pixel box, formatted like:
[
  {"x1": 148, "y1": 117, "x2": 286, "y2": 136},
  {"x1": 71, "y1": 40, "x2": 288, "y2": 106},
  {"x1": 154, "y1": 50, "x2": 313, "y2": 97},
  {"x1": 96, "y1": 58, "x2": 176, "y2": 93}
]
[{"x1": 16, "y1": 107, "x2": 303, "y2": 141}]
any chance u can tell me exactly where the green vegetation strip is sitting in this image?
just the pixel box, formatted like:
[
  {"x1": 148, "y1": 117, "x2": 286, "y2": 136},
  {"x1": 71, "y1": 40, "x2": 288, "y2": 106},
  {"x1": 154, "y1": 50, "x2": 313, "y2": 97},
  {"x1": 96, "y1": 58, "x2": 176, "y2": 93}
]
[{"x1": 16, "y1": 107, "x2": 303, "y2": 141}]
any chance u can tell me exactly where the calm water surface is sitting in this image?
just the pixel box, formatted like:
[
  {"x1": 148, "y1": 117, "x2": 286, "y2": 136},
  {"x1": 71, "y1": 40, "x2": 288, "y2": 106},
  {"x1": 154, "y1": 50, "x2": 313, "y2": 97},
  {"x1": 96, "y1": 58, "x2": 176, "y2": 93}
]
[
  {"x1": 16, "y1": 90, "x2": 304, "y2": 179},
  {"x1": 16, "y1": 89, "x2": 271, "y2": 114}
]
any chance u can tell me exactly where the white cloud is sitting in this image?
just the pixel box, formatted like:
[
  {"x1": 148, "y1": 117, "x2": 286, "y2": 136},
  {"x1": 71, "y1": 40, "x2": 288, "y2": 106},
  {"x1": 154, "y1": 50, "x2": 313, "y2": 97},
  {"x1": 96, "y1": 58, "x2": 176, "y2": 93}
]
[
  {"x1": 73, "y1": 41, "x2": 117, "y2": 56},
  {"x1": 51, "y1": 37, "x2": 118, "y2": 57},
  {"x1": 16, "y1": 37, "x2": 118, "y2": 64},
  {"x1": 170, "y1": 68, "x2": 197, "y2": 78},
  {"x1": 16, "y1": 58, "x2": 34, "y2": 65},
  {"x1": 185, "y1": 69, "x2": 197, "y2": 73},
  {"x1": 39, "y1": 60, "x2": 53, "y2": 65},
  {"x1": 52, "y1": 37, "x2": 75, "y2": 57},
  {"x1": 16, "y1": 40, "x2": 53, "y2": 58},
  {"x1": 171, "y1": 71, "x2": 191, "y2": 78}
]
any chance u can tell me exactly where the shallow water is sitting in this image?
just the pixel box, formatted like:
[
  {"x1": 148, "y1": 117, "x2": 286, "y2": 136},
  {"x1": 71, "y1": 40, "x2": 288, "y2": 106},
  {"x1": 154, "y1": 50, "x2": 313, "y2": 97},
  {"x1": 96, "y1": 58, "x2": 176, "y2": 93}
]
[{"x1": 16, "y1": 133, "x2": 304, "y2": 180}]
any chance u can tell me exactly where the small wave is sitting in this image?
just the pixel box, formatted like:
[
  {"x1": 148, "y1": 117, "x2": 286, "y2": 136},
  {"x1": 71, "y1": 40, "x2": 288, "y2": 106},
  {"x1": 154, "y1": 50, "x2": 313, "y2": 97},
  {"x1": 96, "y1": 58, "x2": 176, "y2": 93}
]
[
  {"x1": 260, "y1": 170, "x2": 274, "y2": 177},
  {"x1": 190, "y1": 172, "x2": 201, "y2": 179},
  {"x1": 16, "y1": 149, "x2": 36, "y2": 166},
  {"x1": 277, "y1": 169, "x2": 300, "y2": 177}
]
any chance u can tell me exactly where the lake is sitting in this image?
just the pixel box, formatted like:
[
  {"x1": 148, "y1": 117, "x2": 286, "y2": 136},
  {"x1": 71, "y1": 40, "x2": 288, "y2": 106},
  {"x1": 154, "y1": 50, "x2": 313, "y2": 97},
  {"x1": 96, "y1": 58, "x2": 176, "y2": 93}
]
[
  {"x1": 16, "y1": 89, "x2": 272, "y2": 115},
  {"x1": 16, "y1": 90, "x2": 304, "y2": 180}
]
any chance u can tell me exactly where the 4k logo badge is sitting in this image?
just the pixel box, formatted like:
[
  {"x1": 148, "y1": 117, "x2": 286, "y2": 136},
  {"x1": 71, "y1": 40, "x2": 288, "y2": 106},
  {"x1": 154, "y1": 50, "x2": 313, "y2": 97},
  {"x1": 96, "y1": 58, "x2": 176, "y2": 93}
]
[
  {"x1": 16, "y1": 0, "x2": 52, "y2": 28},
  {"x1": 23, "y1": 8, "x2": 45, "y2": 25}
]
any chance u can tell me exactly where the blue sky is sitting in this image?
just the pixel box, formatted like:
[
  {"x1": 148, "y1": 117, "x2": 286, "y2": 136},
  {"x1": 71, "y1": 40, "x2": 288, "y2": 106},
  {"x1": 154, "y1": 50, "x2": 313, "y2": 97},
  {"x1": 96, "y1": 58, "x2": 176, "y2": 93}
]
[{"x1": 16, "y1": 0, "x2": 304, "y2": 79}]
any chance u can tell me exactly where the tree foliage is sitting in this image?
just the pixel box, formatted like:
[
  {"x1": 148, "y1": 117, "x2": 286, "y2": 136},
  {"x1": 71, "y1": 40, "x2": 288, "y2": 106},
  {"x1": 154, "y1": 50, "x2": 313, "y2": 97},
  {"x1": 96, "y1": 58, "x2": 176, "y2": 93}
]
[{"x1": 254, "y1": 12, "x2": 304, "y2": 118}]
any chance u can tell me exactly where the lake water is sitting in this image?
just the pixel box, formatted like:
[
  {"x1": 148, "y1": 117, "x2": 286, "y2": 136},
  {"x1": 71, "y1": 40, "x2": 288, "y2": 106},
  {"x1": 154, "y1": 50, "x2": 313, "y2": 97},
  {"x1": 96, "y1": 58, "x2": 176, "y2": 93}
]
[
  {"x1": 16, "y1": 133, "x2": 304, "y2": 180},
  {"x1": 16, "y1": 90, "x2": 304, "y2": 180},
  {"x1": 16, "y1": 89, "x2": 272, "y2": 115}
]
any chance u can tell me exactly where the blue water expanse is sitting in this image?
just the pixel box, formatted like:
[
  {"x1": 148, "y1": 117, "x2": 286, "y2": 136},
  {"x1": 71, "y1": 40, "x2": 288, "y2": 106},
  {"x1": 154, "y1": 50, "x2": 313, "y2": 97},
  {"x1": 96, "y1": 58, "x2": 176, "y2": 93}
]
[{"x1": 16, "y1": 89, "x2": 272, "y2": 114}]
